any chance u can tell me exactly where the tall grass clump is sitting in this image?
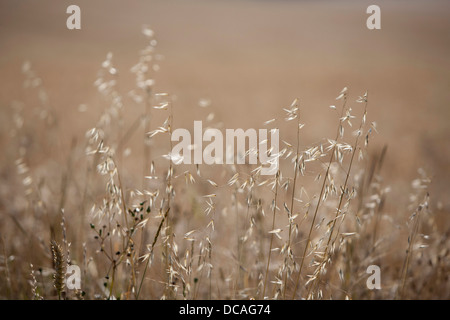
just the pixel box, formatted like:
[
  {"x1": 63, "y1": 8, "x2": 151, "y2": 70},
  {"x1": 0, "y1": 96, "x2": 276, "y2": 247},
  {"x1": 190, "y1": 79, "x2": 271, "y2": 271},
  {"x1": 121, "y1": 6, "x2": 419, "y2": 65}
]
[{"x1": 0, "y1": 29, "x2": 448, "y2": 300}]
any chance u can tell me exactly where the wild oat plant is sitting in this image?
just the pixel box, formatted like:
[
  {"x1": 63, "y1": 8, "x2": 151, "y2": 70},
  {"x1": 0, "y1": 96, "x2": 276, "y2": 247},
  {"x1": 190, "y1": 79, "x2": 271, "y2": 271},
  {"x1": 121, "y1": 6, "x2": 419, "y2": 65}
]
[{"x1": 0, "y1": 29, "x2": 448, "y2": 300}]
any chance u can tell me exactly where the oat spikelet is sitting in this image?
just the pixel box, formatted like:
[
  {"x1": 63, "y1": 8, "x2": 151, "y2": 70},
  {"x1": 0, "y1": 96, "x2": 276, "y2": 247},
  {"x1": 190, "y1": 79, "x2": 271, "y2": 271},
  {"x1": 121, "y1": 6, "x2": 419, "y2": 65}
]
[
  {"x1": 30, "y1": 264, "x2": 43, "y2": 300},
  {"x1": 50, "y1": 240, "x2": 66, "y2": 299}
]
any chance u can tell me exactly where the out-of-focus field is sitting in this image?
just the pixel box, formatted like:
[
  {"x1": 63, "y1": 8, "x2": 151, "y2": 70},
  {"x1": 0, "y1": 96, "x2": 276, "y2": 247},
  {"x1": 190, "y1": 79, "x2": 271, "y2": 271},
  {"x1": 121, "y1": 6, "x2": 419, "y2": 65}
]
[{"x1": 0, "y1": 0, "x2": 449, "y2": 300}]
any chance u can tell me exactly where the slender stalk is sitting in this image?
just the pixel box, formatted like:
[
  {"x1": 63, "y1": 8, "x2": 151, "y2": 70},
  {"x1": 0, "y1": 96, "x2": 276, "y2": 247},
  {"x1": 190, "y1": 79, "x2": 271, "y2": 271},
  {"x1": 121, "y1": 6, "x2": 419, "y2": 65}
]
[
  {"x1": 371, "y1": 146, "x2": 387, "y2": 249},
  {"x1": 234, "y1": 188, "x2": 241, "y2": 296},
  {"x1": 108, "y1": 262, "x2": 116, "y2": 300},
  {"x1": 307, "y1": 97, "x2": 369, "y2": 298},
  {"x1": 291, "y1": 95, "x2": 347, "y2": 299},
  {"x1": 143, "y1": 88, "x2": 152, "y2": 188},
  {"x1": 263, "y1": 170, "x2": 279, "y2": 299},
  {"x1": 398, "y1": 195, "x2": 425, "y2": 299},
  {"x1": 136, "y1": 206, "x2": 170, "y2": 299},
  {"x1": 282, "y1": 116, "x2": 301, "y2": 299},
  {"x1": 137, "y1": 99, "x2": 174, "y2": 299}
]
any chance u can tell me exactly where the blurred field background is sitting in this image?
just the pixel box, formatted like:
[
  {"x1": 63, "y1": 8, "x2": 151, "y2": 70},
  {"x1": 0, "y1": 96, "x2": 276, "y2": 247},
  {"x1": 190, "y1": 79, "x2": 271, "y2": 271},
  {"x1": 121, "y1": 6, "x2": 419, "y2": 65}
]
[{"x1": 0, "y1": 0, "x2": 449, "y2": 299}]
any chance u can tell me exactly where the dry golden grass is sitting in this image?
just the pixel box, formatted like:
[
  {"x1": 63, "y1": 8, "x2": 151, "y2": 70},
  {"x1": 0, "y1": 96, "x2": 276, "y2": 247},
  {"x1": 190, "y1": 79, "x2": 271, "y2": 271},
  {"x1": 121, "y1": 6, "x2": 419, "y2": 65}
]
[
  {"x1": 0, "y1": 1, "x2": 449, "y2": 300},
  {"x1": 0, "y1": 46, "x2": 448, "y2": 300}
]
